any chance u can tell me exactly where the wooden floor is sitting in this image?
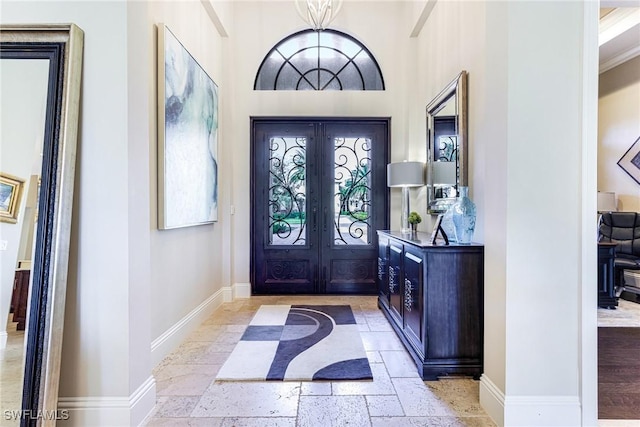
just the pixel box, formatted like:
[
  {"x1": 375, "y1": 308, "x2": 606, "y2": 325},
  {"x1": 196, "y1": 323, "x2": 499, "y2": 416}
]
[{"x1": 598, "y1": 326, "x2": 640, "y2": 420}]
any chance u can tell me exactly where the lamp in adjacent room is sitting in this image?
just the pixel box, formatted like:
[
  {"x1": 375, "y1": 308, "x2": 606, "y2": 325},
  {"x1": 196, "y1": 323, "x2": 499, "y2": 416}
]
[
  {"x1": 387, "y1": 161, "x2": 425, "y2": 233},
  {"x1": 597, "y1": 191, "x2": 617, "y2": 231},
  {"x1": 294, "y1": 0, "x2": 343, "y2": 31},
  {"x1": 597, "y1": 191, "x2": 617, "y2": 213}
]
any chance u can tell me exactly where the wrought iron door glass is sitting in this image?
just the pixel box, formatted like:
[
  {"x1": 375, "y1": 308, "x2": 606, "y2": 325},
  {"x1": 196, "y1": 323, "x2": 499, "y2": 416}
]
[
  {"x1": 334, "y1": 137, "x2": 371, "y2": 245},
  {"x1": 269, "y1": 137, "x2": 306, "y2": 245}
]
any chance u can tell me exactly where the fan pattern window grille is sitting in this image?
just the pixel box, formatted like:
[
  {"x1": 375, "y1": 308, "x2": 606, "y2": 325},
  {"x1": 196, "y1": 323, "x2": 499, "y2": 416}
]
[{"x1": 254, "y1": 29, "x2": 385, "y2": 91}]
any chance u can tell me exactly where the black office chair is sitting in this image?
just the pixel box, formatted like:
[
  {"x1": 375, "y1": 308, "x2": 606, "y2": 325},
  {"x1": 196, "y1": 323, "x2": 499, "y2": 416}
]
[{"x1": 598, "y1": 212, "x2": 640, "y2": 299}]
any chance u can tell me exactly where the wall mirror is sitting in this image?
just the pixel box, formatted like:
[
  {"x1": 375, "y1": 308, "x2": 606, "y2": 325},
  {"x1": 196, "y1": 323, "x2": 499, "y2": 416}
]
[
  {"x1": 426, "y1": 70, "x2": 467, "y2": 214},
  {"x1": 0, "y1": 24, "x2": 83, "y2": 425}
]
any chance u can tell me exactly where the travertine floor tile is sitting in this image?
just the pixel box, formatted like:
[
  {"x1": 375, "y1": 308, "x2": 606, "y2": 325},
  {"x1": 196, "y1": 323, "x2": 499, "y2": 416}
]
[
  {"x1": 298, "y1": 395, "x2": 371, "y2": 427},
  {"x1": 220, "y1": 417, "x2": 296, "y2": 427},
  {"x1": 155, "y1": 364, "x2": 219, "y2": 396},
  {"x1": 366, "y1": 395, "x2": 405, "y2": 416},
  {"x1": 300, "y1": 381, "x2": 332, "y2": 396},
  {"x1": 366, "y1": 350, "x2": 383, "y2": 364},
  {"x1": 392, "y1": 377, "x2": 458, "y2": 417},
  {"x1": 190, "y1": 382, "x2": 300, "y2": 417},
  {"x1": 146, "y1": 417, "x2": 223, "y2": 426},
  {"x1": 145, "y1": 295, "x2": 503, "y2": 426},
  {"x1": 153, "y1": 396, "x2": 200, "y2": 418},
  {"x1": 380, "y1": 350, "x2": 420, "y2": 378},
  {"x1": 371, "y1": 416, "x2": 497, "y2": 427},
  {"x1": 359, "y1": 331, "x2": 405, "y2": 351}
]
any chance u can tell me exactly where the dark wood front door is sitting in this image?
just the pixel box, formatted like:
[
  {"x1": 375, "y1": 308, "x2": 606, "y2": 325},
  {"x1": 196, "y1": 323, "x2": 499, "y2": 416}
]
[{"x1": 251, "y1": 118, "x2": 389, "y2": 294}]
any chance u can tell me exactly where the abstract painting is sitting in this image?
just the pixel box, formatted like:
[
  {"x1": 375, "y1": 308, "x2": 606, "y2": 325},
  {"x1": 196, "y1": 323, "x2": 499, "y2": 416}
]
[
  {"x1": 0, "y1": 172, "x2": 24, "y2": 224},
  {"x1": 157, "y1": 24, "x2": 218, "y2": 229},
  {"x1": 618, "y1": 136, "x2": 640, "y2": 186}
]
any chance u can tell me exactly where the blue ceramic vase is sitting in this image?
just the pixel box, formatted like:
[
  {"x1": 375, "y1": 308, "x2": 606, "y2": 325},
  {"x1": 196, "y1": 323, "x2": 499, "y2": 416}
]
[{"x1": 451, "y1": 186, "x2": 476, "y2": 244}]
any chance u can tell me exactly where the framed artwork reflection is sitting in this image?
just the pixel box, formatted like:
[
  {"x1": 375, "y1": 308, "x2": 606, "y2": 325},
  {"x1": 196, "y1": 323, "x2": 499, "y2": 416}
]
[
  {"x1": 618, "y1": 136, "x2": 640, "y2": 186},
  {"x1": 157, "y1": 23, "x2": 219, "y2": 229},
  {"x1": 0, "y1": 172, "x2": 25, "y2": 224}
]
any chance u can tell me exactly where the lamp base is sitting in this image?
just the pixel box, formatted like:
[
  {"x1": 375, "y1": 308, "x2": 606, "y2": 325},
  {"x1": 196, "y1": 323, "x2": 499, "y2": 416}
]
[{"x1": 401, "y1": 187, "x2": 410, "y2": 234}]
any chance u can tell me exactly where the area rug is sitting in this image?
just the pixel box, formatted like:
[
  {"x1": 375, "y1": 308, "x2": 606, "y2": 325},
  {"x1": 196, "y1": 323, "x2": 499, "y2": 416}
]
[
  {"x1": 216, "y1": 305, "x2": 373, "y2": 381},
  {"x1": 598, "y1": 326, "x2": 640, "y2": 419}
]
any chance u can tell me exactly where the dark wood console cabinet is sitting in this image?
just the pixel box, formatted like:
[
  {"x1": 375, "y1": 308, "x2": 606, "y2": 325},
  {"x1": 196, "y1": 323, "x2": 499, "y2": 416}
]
[
  {"x1": 377, "y1": 231, "x2": 484, "y2": 380},
  {"x1": 11, "y1": 269, "x2": 31, "y2": 331},
  {"x1": 598, "y1": 242, "x2": 617, "y2": 309}
]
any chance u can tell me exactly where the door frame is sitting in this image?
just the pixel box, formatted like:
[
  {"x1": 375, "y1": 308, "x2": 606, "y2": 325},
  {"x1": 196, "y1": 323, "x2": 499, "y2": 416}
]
[{"x1": 249, "y1": 116, "x2": 391, "y2": 294}]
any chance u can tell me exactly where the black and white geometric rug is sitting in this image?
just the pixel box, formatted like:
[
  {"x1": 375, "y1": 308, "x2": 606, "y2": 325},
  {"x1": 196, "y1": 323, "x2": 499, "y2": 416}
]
[{"x1": 216, "y1": 305, "x2": 373, "y2": 381}]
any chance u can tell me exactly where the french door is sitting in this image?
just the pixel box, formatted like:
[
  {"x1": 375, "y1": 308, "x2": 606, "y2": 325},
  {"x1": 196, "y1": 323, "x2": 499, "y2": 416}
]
[{"x1": 251, "y1": 118, "x2": 389, "y2": 294}]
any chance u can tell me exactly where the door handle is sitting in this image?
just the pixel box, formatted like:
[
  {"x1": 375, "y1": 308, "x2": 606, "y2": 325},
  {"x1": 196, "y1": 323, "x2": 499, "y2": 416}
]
[
  {"x1": 324, "y1": 207, "x2": 328, "y2": 232},
  {"x1": 312, "y1": 207, "x2": 317, "y2": 231}
]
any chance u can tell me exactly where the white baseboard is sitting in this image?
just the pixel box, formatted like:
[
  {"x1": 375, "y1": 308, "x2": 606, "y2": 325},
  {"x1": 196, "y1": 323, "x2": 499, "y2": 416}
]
[
  {"x1": 233, "y1": 282, "x2": 251, "y2": 299},
  {"x1": 504, "y1": 395, "x2": 581, "y2": 426},
  {"x1": 151, "y1": 288, "x2": 226, "y2": 366},
  {"x1": 57, "y1": 376, "x2": 155, "y2": 427},
  {"x1": 479, "y1": 374, "x2": 503, "y2": 426},
  {"x1": 480, "y1": 373, "x2": 581, "y2": 426},
  {"x1": 0, "y1": 330, "x2": 7, "y2": 349},
  {"x1": 222, "y1": 286, "x2": 233, "y2": 302}
]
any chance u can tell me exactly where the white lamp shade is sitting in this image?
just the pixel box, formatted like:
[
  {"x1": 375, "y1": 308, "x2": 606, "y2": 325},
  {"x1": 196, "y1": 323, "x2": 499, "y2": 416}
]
[
  {"x1": 432, "y1": 161, "x2": 456, "y2": 186},
  {"x1": 597, "y1": 191, "x2": 617, "y2": 212},
  {"x1": 387, "y1": 161, "x2": 425, "y2": 187}
]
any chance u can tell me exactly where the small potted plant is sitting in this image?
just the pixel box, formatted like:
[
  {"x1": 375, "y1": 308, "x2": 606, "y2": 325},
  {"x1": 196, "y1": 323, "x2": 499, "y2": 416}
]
[{"x1": 408, "y1": 211, "x2": 422, "y2": 232}]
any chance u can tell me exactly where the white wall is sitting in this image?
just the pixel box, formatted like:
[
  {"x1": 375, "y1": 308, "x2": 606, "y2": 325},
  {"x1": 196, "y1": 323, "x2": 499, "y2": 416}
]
[
  {"x1": 418, "y1": 1, "x2": 596, "y2": 425},
  {"x1": 598, "y1": 55, "x2": 640, "y2": 211},
  {"x1": 1, "y1": 1, "x2": 229, "y2": 424},
  {"x1": 0, "y1": 59, "x2": 48, "y2": 347},
  {"x1": 147, "y1": 0, "x2": 227, "y2": 355},
  {"x1": 1, "y1": 1, "x2": 600, "y2": 426},
  {"x1": 227, "y1": 1, "x2": 417, "y2": 285},
  {"x1": 2, "y1": 2, "x2": 146, "y2": 424}
]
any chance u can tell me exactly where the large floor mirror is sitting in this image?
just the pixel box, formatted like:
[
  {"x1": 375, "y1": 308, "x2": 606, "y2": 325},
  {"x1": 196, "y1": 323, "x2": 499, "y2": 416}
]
[{"x1": 0, "y1": 24, "x2": 83, "y2": 426}]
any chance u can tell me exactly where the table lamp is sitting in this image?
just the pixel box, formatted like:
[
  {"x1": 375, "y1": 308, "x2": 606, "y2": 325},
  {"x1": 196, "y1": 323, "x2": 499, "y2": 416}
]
[
  {"x1": 387, "y1": 161, "x2": 425, "y2": 233},
  {"x1": 597, "y1": 191, "x2": 617, "y2": 213}
]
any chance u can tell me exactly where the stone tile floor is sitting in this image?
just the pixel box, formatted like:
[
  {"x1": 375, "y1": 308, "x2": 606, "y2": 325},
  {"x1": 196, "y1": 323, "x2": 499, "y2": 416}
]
[
  {"x1": 144, "y1": 295, "x2": 640, "y2": 426},
  {"x1": 144, "y1": 295, "x2": 496, "y2": 426}
]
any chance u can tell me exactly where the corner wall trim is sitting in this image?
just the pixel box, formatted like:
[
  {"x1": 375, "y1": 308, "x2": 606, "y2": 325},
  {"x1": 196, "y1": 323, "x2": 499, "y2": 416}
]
[
  {"x1": 479, "y1": 374, "x2": 504, "y2": 426},
  {"x1": 0, "y1": 331, "x2": 7, "y2": 349},
  {"x1": 480, "y1": 374, "x2": 581, "y2": 426},
  {"x1": 410, "y1": 0, "x2": 438, "y2": 38},
  {"x1": 151, "y1": 287, "x2": 227, "y2": 366},
  {"x1": 58, "y1": 376, "x2": 156, "y2": 427},
  {"x1": 200, "y1": 0, "x2": 228, "y2": 37},
  {"x1": 504, "y1": 395, "x2": 581, "y2": 426},
  {"x1": 233, "y1": 282, "x2": 251, "y2": 299}
]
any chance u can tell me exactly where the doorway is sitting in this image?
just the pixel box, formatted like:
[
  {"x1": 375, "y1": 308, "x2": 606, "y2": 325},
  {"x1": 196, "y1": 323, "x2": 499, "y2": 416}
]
[{"x1": 250, "y1": 118, "x2": 389, "y2": 294}]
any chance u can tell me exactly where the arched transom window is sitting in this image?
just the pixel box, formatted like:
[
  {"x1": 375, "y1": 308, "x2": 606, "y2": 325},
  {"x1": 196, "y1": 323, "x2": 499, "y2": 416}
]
[{"x1": 254, "y1": 29, "x2": 385, "y2": 91}]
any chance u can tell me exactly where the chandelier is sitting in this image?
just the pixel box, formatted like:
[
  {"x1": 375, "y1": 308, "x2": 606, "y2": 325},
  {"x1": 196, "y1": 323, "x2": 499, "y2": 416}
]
[{"x1": 294, "y1": 0, "x2": 343, "y2": 31}]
